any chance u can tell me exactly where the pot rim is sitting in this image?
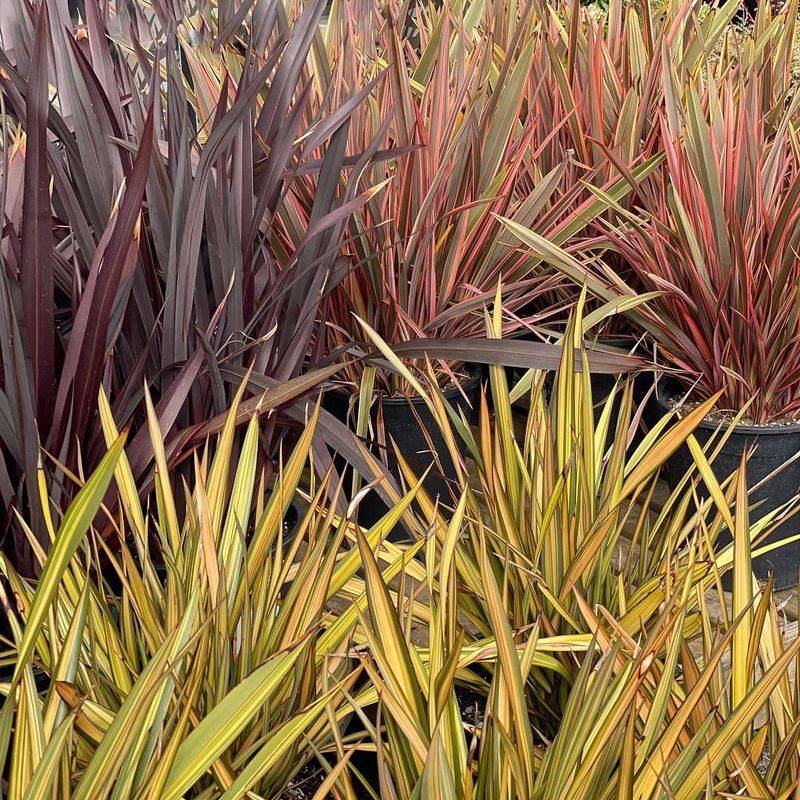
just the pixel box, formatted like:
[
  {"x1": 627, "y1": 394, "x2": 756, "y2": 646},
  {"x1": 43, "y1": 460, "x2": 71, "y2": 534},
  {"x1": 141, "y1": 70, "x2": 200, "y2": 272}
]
[{"x1": 655, "y1": 379, "x2": 800, "y2": 435}]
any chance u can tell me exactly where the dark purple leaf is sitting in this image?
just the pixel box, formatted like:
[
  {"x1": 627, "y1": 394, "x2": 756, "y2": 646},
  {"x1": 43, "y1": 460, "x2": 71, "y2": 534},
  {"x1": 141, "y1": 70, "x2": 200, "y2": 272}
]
[
  {"x1": 387, "y1": 338, "x2": 646, "y2": 373},
  {"x1": 50, "y1": 105, "x2": 155, "y2": 458},
  {"x1": 19, "y1": 4, "x2": 54, "y2": 430}
]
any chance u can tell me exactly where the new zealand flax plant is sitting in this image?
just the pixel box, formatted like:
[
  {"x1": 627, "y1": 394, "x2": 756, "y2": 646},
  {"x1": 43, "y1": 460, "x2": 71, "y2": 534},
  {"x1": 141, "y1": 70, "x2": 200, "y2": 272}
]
[
  {"x1": 518, "y1": 0, "x2": 774, "y2": 207},
  {"x1": 372, "y1": 0, "x2": 742, "y2": 340},
  {"x1": 0, "y1": 0, "x2": 392, "y2": 570},
  {"x1": 507, "y1": 0, "x2": 773, "y2": 339},
  {"x1": 502, "y1": 0, "x2": 800, "y2": 423},
  {"x1": 353, "y1": 524, "x2": 800, "y2": 798},
  {"x1": 346, "y1": 310, "x2": 800, "y2": 797},
  {"x1": 375, "y1": 301, "x2": 797, "y2": 646},
  {"x1": 0, "y1": 389, "x2": 440, "y2": 798},
  {"x1": 311, "y1": 0, "x2": 659, "y2": 397},
  {"x1": 604, "y1": 77, "x2": 800, "y2": 424},
  {"x1": 4, "y1": 345, "x2": 800, "y2": 797}
]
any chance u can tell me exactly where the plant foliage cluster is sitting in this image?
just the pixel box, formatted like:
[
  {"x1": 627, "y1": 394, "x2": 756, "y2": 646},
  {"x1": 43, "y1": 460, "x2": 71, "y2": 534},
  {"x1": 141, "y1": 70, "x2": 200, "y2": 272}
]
[{"x1": 3, "y1": 0, "x2": 800, "y2": 797}]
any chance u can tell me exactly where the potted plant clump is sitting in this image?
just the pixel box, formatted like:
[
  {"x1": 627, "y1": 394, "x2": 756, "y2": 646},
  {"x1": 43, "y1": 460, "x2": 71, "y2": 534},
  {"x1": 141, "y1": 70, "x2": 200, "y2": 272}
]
[
  {"x1": 508, "y1": 75, "x2": 800, "y2": 584},
  {"x1": 316, "y1": 7, "x2": 646, "y2": 524},
  {"x1": 511, "y1": 0, "x2": 671, "y2": 414}
]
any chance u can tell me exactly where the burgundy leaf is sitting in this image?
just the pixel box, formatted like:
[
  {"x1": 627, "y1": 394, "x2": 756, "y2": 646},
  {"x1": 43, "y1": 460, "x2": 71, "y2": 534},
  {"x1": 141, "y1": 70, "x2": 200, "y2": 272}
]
[
  {"x1": 387, "y1": 338, "x2": 646, "y2": 373},
  {"x1": 50, "y1": 105, "x2": 155, "y2": 460},
  {"x1": 19, "y1": 4, "x2": 54, "y2": 430}
]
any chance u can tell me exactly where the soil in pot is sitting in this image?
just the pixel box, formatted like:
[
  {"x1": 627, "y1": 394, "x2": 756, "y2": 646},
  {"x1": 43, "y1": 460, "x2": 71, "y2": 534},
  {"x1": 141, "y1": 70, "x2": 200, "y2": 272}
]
[
  {"x1": 324, "y1": 373, "x2": 481, "y2": 536},
  {"x1": 337, "y1": 680, "x2": 488, "y2": 798},
  {"x1": 657, "y1": 384, "x2": 800, "y2": 587},
  {"x1": 277, "y1": 761, "x2": 329, "y2": 798}
]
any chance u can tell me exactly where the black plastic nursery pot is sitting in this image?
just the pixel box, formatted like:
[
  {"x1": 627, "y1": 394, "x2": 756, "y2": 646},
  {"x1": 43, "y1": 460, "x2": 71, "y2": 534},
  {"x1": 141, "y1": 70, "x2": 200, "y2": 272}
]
[
  {"x1": 0, "y1": 662, "x2": 50, "y2": 702},
  {"x1": 324, "y1": 374, "x2": 481, "y2": 533},
  {"x1": 589, "y1": 363, "x2": 659, "y2": 449},
  {"x1": 519, "y1": 336, "x2": 658, "y2": 449},
  {"x1": 586, "y1": 336, "x2": 657, "y2": 407},
  {"x1": 0, "y1": 578, "x2": 51, "y2": 705},
  {"x1": 656, "y1": 386, "x2": 800, "y2": 587},
  {"x1": 505, "y1": 334, "x2": 658, "y2": 426}
]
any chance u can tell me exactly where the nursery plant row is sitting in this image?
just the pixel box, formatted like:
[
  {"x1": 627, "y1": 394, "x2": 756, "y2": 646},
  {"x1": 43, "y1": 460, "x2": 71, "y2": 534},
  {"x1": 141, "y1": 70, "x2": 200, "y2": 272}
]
[{"x1": 2, "y1": 0, "x2": 800, "y2": 796}]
